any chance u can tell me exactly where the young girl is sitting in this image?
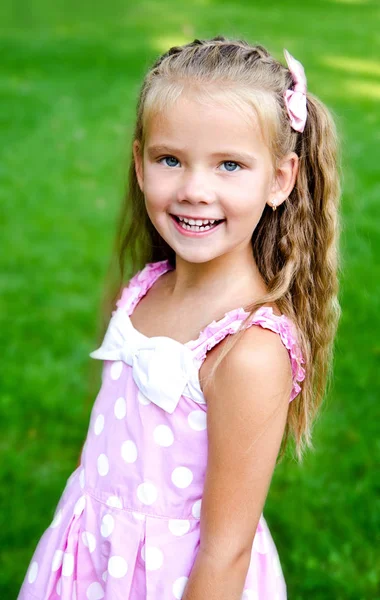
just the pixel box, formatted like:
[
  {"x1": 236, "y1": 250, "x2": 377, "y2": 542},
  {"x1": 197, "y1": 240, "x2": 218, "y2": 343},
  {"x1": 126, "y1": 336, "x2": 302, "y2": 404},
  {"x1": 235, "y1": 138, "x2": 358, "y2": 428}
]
[{"x1": 18, "y1": 37, "x2": 341, "y2": 599}]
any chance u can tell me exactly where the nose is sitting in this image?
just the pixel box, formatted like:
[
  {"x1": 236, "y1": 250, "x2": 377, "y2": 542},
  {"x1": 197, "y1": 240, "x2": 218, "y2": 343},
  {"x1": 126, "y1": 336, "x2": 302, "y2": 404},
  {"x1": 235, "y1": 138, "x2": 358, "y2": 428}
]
[{"x1": 176, "y1": 169, "x2": 216, "y2": 205}]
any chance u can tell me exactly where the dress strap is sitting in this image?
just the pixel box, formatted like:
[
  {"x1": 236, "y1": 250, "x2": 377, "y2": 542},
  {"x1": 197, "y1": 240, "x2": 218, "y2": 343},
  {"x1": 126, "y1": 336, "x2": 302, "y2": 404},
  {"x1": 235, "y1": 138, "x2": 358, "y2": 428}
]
[
  {"x1": 189, "y1": 306, "x2": 306, "y2": 402},
  {"x1": 116, "y1": 260, "x2": 173, "y2": 314},
  {"x1": 115, "y1": 261, "x2": 306, "y2": 402}
]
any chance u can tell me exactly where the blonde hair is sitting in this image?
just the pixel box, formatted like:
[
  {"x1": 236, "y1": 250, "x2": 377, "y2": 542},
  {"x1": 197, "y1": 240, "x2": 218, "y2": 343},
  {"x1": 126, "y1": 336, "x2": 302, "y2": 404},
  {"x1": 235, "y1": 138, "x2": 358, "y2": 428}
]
[{"x1": 106, "y1": 37, "x2": 341, "y2": 461}]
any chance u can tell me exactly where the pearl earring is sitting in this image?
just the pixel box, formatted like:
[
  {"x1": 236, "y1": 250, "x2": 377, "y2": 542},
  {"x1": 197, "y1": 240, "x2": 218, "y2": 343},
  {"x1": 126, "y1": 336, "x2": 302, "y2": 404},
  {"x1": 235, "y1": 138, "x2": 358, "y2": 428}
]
[{"x1": 271, "y1": 200, "x2": 278, "y2": 211}]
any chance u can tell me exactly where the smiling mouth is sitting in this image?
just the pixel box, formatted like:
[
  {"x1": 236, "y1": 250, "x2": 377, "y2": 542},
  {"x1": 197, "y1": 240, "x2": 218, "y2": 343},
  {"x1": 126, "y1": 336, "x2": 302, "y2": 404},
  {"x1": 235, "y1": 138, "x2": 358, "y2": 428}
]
[{"x1": 171, "y1": 215, "x2": 225, "y2": 232}]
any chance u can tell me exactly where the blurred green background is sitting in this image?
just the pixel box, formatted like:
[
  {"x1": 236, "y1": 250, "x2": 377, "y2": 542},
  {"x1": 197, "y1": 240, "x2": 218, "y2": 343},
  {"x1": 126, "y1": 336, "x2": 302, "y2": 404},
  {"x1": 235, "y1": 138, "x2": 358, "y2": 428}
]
[{"x1": 1, "y1": 0, "x2": 379, "y2": 598}]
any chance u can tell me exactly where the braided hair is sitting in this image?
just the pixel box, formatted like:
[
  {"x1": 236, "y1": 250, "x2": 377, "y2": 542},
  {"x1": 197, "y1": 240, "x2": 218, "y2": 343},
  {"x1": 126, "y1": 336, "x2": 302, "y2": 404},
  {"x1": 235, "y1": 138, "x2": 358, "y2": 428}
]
[{"x1": 110, "y1": 36, "x2": 341, "y2": 461}]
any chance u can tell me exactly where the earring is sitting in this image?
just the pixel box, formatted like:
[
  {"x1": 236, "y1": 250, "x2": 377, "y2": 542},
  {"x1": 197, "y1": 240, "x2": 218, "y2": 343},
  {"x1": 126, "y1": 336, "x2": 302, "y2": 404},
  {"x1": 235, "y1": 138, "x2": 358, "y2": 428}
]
[{"x1": 271, "y1": 200, "x2": 278, "y2": 211}]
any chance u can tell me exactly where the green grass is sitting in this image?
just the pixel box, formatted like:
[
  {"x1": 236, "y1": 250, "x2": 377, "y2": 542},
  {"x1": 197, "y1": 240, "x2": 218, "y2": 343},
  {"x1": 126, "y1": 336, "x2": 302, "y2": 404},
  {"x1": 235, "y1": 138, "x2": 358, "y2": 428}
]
[{"x1": 1, "y1": 1, "x2": 379, "y2": 598}]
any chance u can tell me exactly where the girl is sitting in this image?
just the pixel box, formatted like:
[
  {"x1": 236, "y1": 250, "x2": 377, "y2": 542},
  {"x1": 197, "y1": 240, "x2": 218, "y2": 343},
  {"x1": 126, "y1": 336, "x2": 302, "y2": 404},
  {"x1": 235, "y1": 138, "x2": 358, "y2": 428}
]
[{"x1": 18, "y1": 37, "x2": 341, "y2": 599}]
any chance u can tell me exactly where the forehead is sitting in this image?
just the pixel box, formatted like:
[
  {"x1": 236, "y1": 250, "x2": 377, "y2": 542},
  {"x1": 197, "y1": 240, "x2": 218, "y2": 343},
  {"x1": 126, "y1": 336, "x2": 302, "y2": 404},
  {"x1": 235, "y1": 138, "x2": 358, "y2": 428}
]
[{"x1": 144, "y1": 91, "x2": 268, "y2": 154}]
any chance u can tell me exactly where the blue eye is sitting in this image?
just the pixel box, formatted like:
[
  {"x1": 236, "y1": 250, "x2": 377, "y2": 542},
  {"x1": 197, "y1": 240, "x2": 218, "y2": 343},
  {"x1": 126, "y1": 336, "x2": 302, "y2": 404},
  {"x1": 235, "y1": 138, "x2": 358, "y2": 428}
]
[
  {"x1": 161, "y1": 156, "x2": 180, "y2": 167},
  {"x1": 220, "y1": 161, "x2": 241, "y2": 172}
]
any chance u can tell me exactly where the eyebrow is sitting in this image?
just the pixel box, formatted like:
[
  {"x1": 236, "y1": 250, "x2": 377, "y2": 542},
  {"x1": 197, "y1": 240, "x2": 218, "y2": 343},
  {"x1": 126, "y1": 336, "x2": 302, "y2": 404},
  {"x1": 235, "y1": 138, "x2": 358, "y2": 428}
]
[{"x1": 146, "y1": 144, "x2": 256, "y2": 164}]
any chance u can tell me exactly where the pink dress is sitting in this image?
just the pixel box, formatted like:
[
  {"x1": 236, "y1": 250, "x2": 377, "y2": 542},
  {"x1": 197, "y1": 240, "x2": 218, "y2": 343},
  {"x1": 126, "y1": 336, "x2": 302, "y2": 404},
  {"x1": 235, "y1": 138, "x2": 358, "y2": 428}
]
[{"x1": 18, "y1": 259, "x2": 306, "y2": 600}]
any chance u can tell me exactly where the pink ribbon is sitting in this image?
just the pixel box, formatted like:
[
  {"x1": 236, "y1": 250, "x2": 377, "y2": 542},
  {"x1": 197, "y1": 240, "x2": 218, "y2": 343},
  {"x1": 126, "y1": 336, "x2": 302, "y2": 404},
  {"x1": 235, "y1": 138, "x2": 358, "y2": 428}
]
[{"x1": 283, "y1": 49, "x2": 307, "y2": 133}]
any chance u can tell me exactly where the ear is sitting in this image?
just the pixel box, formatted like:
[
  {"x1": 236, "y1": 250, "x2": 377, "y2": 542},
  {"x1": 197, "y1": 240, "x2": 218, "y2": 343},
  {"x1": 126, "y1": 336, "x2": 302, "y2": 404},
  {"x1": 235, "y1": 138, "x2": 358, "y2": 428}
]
[
  {"x1": 133, "y1": 140, "x2": 144, "y2": 192},
  {"x1": 268, "y1": 152, "x2": 299, "y2": 208}
]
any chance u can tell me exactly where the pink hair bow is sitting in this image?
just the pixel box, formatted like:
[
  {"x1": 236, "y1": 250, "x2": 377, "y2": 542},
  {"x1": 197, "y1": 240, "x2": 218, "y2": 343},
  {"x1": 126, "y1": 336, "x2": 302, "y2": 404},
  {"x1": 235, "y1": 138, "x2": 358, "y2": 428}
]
[{"x1": 283, "y1": 49, "x2": 307, "y2": 133}]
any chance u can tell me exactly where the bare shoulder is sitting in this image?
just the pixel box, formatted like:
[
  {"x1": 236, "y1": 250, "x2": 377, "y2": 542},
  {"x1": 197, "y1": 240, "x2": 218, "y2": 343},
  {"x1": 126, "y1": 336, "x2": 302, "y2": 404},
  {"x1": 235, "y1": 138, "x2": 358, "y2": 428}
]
[
  {"x1": 196, "y1": 323, "x2": 294, "y2": 560},
  {"x1": 200, "y1": 322, "x2": 293, "y2": 413}
]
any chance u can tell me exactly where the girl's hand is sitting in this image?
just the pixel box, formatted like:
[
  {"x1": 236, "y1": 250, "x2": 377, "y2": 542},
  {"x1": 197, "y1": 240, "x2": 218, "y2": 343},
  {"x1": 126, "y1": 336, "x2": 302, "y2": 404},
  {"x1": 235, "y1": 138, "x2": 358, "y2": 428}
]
[{"x1": 183, "y1": 325, "x2": 292, "y2": 600}]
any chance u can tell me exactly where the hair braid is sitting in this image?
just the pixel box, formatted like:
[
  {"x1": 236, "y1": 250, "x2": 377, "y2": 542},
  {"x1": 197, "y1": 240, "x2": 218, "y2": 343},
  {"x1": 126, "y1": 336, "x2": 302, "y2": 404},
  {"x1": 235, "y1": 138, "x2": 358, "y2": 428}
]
[{"x1": 107, "y1": 37, "x2": 341, "y2": 461}]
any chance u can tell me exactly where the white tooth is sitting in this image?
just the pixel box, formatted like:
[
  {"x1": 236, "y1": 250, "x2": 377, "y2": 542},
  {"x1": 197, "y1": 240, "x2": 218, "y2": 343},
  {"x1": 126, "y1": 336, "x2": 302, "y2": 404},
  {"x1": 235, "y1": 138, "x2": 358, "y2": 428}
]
[
  {"x1": 195, "y1": 219, "x2": 203, "y2": 226},
  {"x1": 209, "y1": 219, "x2": 215, "y2": 224},
  {"x1": 188, "y1": 219, "x2": 195, "y2": 225}
]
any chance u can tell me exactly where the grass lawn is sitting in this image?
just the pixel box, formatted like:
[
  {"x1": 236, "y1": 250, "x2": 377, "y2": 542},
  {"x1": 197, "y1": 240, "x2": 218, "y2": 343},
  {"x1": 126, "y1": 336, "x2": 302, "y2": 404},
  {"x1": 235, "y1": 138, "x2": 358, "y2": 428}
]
[{"x1": 1, "y1": 0, "x2": 379, "y2": 598}]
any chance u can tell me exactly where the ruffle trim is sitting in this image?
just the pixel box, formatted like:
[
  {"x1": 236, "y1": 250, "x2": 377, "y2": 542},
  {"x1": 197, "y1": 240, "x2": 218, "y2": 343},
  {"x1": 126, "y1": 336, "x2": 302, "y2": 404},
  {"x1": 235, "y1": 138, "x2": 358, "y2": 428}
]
[
  {"x1": 191, "y1": 306, "x2": 306, "y2": 402},
  {"x1": 116, "y1": 260, "x2": 306, "y2": 402},
  {"x1": 116, "y1": 260, "x2": 172, "y2": 313}
]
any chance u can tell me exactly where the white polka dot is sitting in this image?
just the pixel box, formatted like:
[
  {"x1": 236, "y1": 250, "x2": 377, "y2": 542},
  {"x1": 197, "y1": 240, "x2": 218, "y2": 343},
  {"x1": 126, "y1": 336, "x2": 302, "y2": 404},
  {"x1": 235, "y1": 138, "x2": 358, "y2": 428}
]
[
  {"x1": 173, "y1": 576, "x2": 188, "y2": 599},
  {"x1": 94, "y1": 414, "x2": 105, "y2": 435},
  {"x1": 102, "y1": 571, "x2": 108, "y2": 582},
  {"x1": 86, "y1": 581, "x2": 104, "y2": 600},
  {"x1": 79, "y1": 468, "x2": 85, "y2": 489},
  {"x1": 171, "y1": 466, "x2": 193, "y2": 489},
  {"x1": 253, "y1": 530, "x2": 269, "y2": 554},
  {"x1": 51, "y1": 549, "x2": 64, "y2": 572},
  {"x1": 100, "y1": 514, "x2": 115, "y2": 538},
  {"x1": 106, "y1": 495, "x2": 122, "y2": 509},
  {"x1": 168, "y1": 519, "x2": 191, "y2": 536},
  {"x1": 27, "y1": 561, "x2": 38, "y2": 583},
  {"x1": 114, "y1": 397, "x2": 127, "y2": 419},
  {"x1": 82, "y1": 531, "x2": 97, "y2": 553},
  {"x1": 137, "y1": 390, "x2": 151, "y2": 405},
  {"x1": 188, "y1": 410, "x2": 207, "y2": 431},
  {"x1": 97, "y1": 454, "x2": 109, "y2": 476},
  {"x1": 121, "y1": 440, "x2": 138, "y2": 463},
  {"x1": 62, "y1": 552, "x2": 74, "y2": 576},
  {"x1": 192, "y1": 499, "x2": 202, "y2": 519},
  {"x1": 132, "y1": 511, "x2": 146, "y2": 521},
  {"x1": 74, "y1": 495, "x2": 86, "y2": 516},
  {"x1": 56, "y1": 577, "x2": 62, "y2": 595},
  {"x1": 108, "y1": 555, "x2": 128, "y2": 578},
  {"x1": 153, "y1": 424, "x2": 174, "y2": 447},
  {"x1": 273, "y1": 553, "x2": 283, "y2": 577},
  {"x1": 141, "y1": 545, "x2": 164, "y2": 570},
  {"x1": 50, "y1": 509, "x2": 62, "y2": 528},
  {"x1": 110, "y1": 361, "x2": 123, "y2": 380},
  {"x1": 137, "y1": 482, "x2": 158, "y2": 505}
]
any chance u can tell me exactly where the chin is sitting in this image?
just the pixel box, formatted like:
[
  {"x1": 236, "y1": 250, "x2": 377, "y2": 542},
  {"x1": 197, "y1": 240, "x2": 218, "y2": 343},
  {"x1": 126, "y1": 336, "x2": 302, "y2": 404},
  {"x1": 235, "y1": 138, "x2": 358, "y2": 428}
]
[{"x1": 173, "y1": 249, "x2": 224, "y2": 265}]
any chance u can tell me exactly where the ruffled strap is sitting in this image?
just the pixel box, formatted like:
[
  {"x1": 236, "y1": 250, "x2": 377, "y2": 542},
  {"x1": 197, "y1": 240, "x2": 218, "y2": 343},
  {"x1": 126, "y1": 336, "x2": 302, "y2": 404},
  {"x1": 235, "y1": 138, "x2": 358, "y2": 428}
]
[
  {"x1": 190, "y1": 306, "x2": 306, "y2": 403},
  {"x1": 116, "y1": 260, "x2": 173, "y2": 314}
]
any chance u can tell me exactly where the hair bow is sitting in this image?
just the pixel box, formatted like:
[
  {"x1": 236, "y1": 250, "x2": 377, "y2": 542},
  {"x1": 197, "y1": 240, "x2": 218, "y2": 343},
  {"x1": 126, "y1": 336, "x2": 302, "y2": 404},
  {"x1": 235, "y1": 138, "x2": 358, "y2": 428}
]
[{"x1": 283, "y1": 49, "x2": 307, "y2": 133}]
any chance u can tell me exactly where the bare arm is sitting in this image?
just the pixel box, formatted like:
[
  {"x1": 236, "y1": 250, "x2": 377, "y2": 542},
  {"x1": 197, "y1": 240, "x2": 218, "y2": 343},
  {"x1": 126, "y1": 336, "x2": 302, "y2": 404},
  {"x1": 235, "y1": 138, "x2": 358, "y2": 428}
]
[{"x1": 182, "y1": 326, "x2": 293, "y2": 600}]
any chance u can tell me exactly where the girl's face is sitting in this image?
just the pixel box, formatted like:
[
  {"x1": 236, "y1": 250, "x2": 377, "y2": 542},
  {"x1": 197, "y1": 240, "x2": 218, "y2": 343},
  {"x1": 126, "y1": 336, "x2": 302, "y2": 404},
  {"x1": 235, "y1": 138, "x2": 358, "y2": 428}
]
[{"x1": 134, "y1": 93, "x2": 296, "y2": 265}]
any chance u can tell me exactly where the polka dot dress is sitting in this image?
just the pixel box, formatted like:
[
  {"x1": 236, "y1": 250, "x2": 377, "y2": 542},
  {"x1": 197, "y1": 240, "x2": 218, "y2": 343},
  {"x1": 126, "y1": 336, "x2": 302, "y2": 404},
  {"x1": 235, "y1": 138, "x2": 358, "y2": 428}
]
[{"x1": 18, "y1": 260, "x2": 306, "y2": 600}]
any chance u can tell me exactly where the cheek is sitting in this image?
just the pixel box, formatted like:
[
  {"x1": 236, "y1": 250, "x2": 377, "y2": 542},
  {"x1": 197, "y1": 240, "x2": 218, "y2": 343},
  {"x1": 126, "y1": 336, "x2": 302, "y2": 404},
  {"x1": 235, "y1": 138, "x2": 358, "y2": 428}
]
[
  {"x1": 144, "y1": 193, "x2": 172, "y2": 232},
  {"x1": 226, "y1": 191, "x2": 263, "y2": 221},
  {"x1": 144, "y1": 185, "x2": 168, "y2": 212},
  {"x1": 226, "y1": 175, "x2": 271, "y2": 218},
  {"x1": 144, "y1": 171, "x2": 173, "y2": 207}
]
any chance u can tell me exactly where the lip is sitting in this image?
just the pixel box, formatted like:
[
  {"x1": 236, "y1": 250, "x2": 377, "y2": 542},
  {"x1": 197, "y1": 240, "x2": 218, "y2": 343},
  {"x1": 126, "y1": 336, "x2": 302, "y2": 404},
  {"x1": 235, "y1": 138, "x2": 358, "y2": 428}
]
[
  {"x1": 170, "y1": 214, "x2": 225, "y2": 237},
  {"x1": 171, "y1": 214, "x2": 225, "y2": 221}
]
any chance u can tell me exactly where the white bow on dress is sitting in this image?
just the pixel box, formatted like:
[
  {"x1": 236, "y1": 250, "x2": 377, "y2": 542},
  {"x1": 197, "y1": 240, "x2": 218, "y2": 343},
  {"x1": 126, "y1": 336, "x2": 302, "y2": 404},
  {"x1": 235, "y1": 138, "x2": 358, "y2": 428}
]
[{"x1": 90, "y1": 308, "x2": 198, "y2": 413}]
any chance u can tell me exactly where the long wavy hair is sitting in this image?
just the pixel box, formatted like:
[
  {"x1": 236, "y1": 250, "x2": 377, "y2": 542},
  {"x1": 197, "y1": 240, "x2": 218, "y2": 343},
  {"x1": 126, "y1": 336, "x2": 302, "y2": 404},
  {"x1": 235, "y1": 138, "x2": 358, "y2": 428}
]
[{"x1": 102, "y1": 37, "x2": 341, "y2": 461}]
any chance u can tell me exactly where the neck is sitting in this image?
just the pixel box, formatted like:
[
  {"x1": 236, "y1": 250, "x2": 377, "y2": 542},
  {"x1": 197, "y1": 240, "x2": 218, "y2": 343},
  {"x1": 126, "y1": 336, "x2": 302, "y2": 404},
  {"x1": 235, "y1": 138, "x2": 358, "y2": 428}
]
[{"x1": 166, "y1": 248, "x2": 267, "y2": 303}]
